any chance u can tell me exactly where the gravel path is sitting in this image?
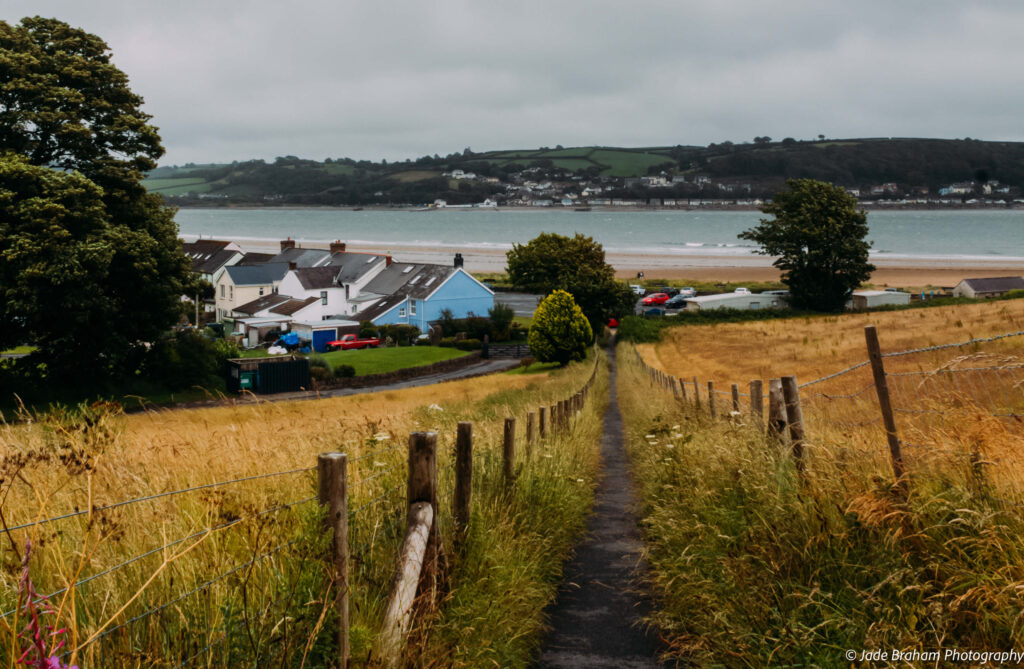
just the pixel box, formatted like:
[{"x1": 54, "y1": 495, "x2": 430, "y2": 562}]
[{"x1": 534, "y1": 344, "x2": 664, "y2": 668}]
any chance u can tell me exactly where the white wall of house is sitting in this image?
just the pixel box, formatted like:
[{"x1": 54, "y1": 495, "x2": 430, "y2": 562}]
[{"x1": 215, "y1": 275, "x2": 278, "y2": 321}]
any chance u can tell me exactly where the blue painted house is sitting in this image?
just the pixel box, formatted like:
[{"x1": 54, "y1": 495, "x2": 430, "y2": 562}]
[{"x1": 359, "y1": 260, "x2": 494, "y2": 330}]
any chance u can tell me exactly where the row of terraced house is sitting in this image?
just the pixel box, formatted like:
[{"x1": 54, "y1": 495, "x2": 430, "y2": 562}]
[{"x1": 182, "y1": 238, "x2": 493, "y2": 351}]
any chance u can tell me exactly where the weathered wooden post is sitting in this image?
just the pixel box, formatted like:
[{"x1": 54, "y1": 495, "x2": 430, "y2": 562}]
[
  {"x1": 550, "y1": 403, "x2": 558, "y2": 432},
  {"x1": 731, "y1": 383, "x2": 740, "y2": 413},
  {"x1": 539, "y1": 406, "x2": 548, "y2": 438},
  {"x1": 781, "y1": 376, "x2": 806, "y2": 474},
  {"x1": 678, "y1": 377, "x2": 687, "y2": 401},
  {"x1": 768, "y1": 378, "x2": 787, "y2": 438},
  {"x1": 407, "y1": 432, "x2": 439, "y2": 592},
  {"x1": 750, "y1": 379, "x2": 764, "y2": 425},
  {"x1": 503, "y1": 417, "x2": 516, "y2": 484},
  {"x1": 454, "y1": 422, "x2": 472, "y2": 539},
  {"x1": 707, "y1": 381, "x2": 716, "y2": 419},
  {"x1": 318, "y1": 453, "x2": 349, "y2": 668},
  {"x1": 526, "y1": 411, "x2": 536, "y2": 450},
  {"x1": 865, "y1": 325, "x2": 907, "y2": 492},
  {"x1": 692, "y1": 376, "x2": 701, "y2": 412}
]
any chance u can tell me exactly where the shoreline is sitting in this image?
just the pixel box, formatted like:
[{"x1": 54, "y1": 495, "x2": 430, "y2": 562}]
[{"x1": 208, "y1": 236, "x2": 1024, "y2": 290}]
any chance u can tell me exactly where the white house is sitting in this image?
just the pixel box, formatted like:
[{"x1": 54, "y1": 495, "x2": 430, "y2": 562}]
[
  {"x1": 215, "y1": 263, "x2": 290, "y2": 321},
  {"x1": 275, "y1": 252, "x2": 391, "y2": 320}
]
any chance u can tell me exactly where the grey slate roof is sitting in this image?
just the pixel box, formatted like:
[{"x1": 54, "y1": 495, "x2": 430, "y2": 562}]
[
  {"x1": 224, "y1": 263, "x2": 289, "y2": 286},
  {"x1": 362, "y1": 263, "x2": 456, "y2": 300},
  {"x1": 352, "y1": 293, "x2": 406, "y2": 322},
  {"x1": 293, "y1": 266, "x2": 343, "y2": 290},
  {"x1": 961, "y1": 276, "x2": 1024, "y2": 292},
  {"x1": 182, "y1": 240, "x2": 239, "y2": 275},
  {"x1": 267, "y1": 247, "x2": 332, "y2": 267},
  {"x1": 233, "y1": 294, "x2": 290, "y2": 315},
  {"x1": 323, "y1": 252, "x2": 387, "y2": 283},
  {"x1": 236, "y1": 252, "x2": 275, "y2": 265}
]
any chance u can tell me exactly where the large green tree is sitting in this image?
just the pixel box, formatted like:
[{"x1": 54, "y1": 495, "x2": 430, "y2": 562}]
[
  {"x1": 528, "y1": 290, "x2": 592, "y2": 366},
  {"x1": 0, "y1": 16, "x2": 194, "y2": 388},
  {"x1": 739, "y1": 179, "x2": 874, "y2": 312},
  {"x1": 506, "y1": 232, "x2": 633, "y2": 332}
]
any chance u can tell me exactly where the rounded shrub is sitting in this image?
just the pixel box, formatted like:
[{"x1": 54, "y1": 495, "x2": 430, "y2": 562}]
[{"x1": 333, "y1": 364, "x2": 356, "y2": 378}]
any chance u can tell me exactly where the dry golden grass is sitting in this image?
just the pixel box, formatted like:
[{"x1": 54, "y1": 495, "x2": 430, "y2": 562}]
[
  {"x1": 0, "y1": 364, "x2": 593, "y2": 666},
  {"x1": 639, "y1": 298, "x2": 1024, "y2": 384}
]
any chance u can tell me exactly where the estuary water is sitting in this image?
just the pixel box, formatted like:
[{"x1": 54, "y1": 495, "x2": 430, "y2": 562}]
[{"x1": 175, "y1": 208, "x2": 1024, "y2": 263}]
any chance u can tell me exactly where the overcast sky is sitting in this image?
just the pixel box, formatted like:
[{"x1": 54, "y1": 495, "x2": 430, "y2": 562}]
[{"x1": 6, "y1": 1, "x2": 1024, "y2": 166}]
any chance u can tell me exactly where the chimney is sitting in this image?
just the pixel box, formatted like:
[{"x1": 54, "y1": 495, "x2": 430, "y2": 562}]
[
  {"x1": 288, "y1": 261, "x2": 297, "y2": 271},
  {"x1": 280, "y1": 237, "x2": 296, "y2": 251},
  {"x1": 385, "y1": 253, "x2": 392, "y2": 268},
  {"x1": 454, "y1": 252, "x2": 464, "y2": 268},
  {"x1": 330, "y1": 240, "x2": 347, "y2": 254}
]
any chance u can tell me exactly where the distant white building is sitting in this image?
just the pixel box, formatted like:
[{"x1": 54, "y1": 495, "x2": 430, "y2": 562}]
[
  {"x1": 683, "y1": 292, "x2": 788, "y2": 311},
  {"x1": 848, "y1": 290, "x2": 911, "y2": 310}
]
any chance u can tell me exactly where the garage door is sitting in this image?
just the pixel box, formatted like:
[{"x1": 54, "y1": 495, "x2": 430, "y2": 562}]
[{"x1": 312, "y1": 329, "x2": 337, "y2": 353}]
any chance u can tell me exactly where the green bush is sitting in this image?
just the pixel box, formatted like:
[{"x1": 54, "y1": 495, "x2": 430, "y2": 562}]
[
  {"x1": 455, "y1": 338, "x2": 482, "y2": 351},
  {"x1": 309, "y1": 366, "x2": 332, "y2": 384},
  {"x1": 527, "y1": 290, "x2": 592, "y2": 365},
  {"x1": 439, "y1": 337, "x2": 457, "y2": 348},
  {"x1": 333, "y1": 364, "x2": 355, "y2": 378},
  {"x1": 143, "y1": 329, "x2": 239, "y2": 390},
  {"x1": 307, "y1": 354, "x2": 330, "y2": 370}
]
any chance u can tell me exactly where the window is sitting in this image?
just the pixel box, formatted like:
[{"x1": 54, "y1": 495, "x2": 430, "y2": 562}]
[
  {"x1": 351, "y1": 306, "x2": 357, "y2": 314},
  {"x1": 424, "y1": 276, "x2": 436, "y2": 287},
  {"x1": 410, "y1": 300, "x2": 417, "y2": 316},
  {"x1": 229, "y1": 285, "x2": 233, "y2": 300},
  {"x1": 344, "y1": 285, "x2": 350, "y2": 300},
  {"x1": 220, "y1": 285, "x2": 225, "y2": 297},
  {"x1": 321, "y1": 290, "x2": 328, "y2": 306},
  {"x1": 399, "y1": 307, "x2": 406, "y2": 317},
  {"x1": 259, "y1": 287, "x2": 264, "y2": 296},
  {"x1": 402, "y1": 265, "x2": 414, "y2": 274}
]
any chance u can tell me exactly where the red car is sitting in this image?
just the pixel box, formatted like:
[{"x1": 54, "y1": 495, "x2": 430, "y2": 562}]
[{"x1": 641, "y1": 292, "x2": 670, "y2": 306}]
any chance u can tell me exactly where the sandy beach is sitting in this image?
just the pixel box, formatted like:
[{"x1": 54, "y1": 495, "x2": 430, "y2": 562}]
[{"x1": 219, "y1": 237, "x2": 1024, "y2": 291}]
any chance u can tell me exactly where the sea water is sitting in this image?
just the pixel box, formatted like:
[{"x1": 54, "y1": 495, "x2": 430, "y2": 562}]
[{"x1": 174, "y1": 208, "x2": 1024, "y2": 262}]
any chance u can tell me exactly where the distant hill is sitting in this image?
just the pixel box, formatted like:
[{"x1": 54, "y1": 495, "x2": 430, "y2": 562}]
[{"x1": 146, "y1": 138, "x2": 1024, "y2": 206}]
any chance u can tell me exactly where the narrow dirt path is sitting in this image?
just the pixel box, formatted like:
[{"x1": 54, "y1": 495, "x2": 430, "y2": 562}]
[{"x1": 534, "y1": 344, "x2": 664, "y2": 668}]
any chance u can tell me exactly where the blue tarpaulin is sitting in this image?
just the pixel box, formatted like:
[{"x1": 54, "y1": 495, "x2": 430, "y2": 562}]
[{"x1": 275, "y1": 332, "x2": 300, "y2": 348}]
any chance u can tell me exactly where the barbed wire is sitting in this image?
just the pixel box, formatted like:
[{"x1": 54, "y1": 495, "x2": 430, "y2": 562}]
[
  {"x1": 349, "y1": 440, "x2": 404, "y2": 463},
  {"x1": 798, "y1": 361, "x2": 870, "y2": 388},
  {"x1": 3, "y1": 467, "x2": 316, "y2": 535},
  {"x1": 354, "y1": 462, "x2": 404, "y2": 488},
  {"x1": 351, "y1": 482, "x2": 404, "y2": 515},
  {"x1": 1, "y1": 495, "x2": 316, "y2": 620},
  {"x1": 805, "y1": 383, "x2": 876, "y2": 400},
  {"x1": 64, "y1": 538, "x2": 298, "y2": 658},
  {"x1": 887, "y1": 365, "x2": 1024, "y2": 377}
]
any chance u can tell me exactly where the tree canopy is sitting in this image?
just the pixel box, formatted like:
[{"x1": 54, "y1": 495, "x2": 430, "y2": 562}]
[
  {"x1": 0, "y1": 16, "x2": 194, "y2": 389},
  {"x1": 528, "y1": 290, "x2": 592, "y2": 366},
  {"x1": 739, "y1": 179, "x2": 874, "y2": 312},
  {"x1": 505, "y1": 232, "x2": 633, "y2": 332}
]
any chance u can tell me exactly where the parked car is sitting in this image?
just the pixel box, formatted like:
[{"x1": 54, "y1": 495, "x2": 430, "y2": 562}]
[
  {"x1": 665, "y1": 294, "x2": 689, "y2": 309},
  {"x1": 659, "y1": 287, "x2": 680, "y2": 297},
  {"x1": 733, "y1": 287, "x2": 751, "y2": 295},
  {"x1": 678, "y1": 287, "x2": 696, "y2": 298},
  {"x1": 641, "y1": 292, "x2": 670, "y2": 306},
  {"x1": 325, "y1": 334, "x2": 381, "y2": 351},
  {"x1": 629, "y1": 284, "x2": 645, "y2": 295}
]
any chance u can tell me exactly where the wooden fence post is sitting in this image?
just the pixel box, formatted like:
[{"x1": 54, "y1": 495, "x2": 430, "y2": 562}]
[
  {"x1": 539, "y1": 406, "x2": 548, "y2": 438},
  {"x1": 503, "y1": 417, "x2": 516, "y2": 484},
  {"x1": 731, "y1": 383, "x2": 740, "y2": 413},
  {"x1": 454, "y1": 422, "x2": 472, "y2": 539},
  {"x1": 693, "y1": 377, "x2": 701, "y2": 412},
  {"x1": 550, "y1": 403, "x2": 559, "y2": 432},
  {"x1": 781, "y1": 376, "x2": 806, "y2": 474},
  {"x1": 318, "y1": 453, "x2": 349, "y2": 668},
  {"x1": 865, "y1": 325, "x2": 907, "y2": 492},
  {"x1": 407, "y1": 432, "x2": 439, "y2": 593},
  {"x1": 526, "y1": 411, "x2": 536, "y2": 451},
  {"x1": 678, "y1": 377, "x2": 687, "y2": 401},
  {"x1": 768, "y1": 378, "x2": 787, "y2": 438},
  {"x1": 750, "y1": 380, "x2": 763, "y2": 425},
  {"x1": 707, "y1": 381, "x2": 716, "y2": 419}
]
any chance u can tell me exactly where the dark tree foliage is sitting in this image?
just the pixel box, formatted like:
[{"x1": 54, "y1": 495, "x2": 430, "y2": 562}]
[
  {"x1": 505, "y1": 233, "x2": 634, "y2": 333},
  {"x1": 0, "y1": 17, "x2": 195, "y2": 389},
  {"x1": 740, "y1": 179, "x2": 874, "y2": 312}
]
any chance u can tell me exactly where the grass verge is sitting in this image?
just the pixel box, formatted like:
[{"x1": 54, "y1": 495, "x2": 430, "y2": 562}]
[
  {"x1": 617, "y1": 344, "x2": 1024, "y2": 665},
  {"x1": 318, "y1": 346, "x2": 469, "y2": 375}
]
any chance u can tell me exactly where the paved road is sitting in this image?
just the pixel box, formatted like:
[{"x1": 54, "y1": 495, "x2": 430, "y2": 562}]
[
  {"x1": 495, "y1": 291, "x2": 543, "y2": 317},
  {"x1": 535, "y1": 344, "x2": 665, "y2": 668}
]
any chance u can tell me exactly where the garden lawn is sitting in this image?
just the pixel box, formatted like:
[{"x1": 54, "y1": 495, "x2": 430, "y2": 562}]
[{"x1": 318, "y1": 345, "x2": 469, "y2": 375}]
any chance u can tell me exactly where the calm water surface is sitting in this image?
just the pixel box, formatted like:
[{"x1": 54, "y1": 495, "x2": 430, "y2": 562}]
[{"x1": 174, "y1": 208, "x2": 1024, "y2": 261}]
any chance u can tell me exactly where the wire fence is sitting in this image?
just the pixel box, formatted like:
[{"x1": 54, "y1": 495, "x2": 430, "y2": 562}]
[
  {"x1": 2, "y1": 353, "x2": 603, "y2": 666},
  {"x1": 629, "y1": 326, "x2": 1024, "y2": 495}
]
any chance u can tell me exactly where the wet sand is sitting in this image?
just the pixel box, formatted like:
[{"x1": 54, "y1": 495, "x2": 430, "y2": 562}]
[{"x1": 220, "y1": 237, "x2": 1024, "y2": 291}]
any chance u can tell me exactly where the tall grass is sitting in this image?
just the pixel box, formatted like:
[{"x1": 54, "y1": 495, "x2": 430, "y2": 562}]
[
  {"x1": 0, "y1": 357, "x2": 603, "y2": 666},
  {"x1": 618, "y1": 344, "x2": 1024, "y2": 665}
]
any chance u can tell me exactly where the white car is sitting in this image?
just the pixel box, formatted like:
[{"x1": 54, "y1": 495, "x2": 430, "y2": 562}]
[
  {"x1": 630, "y1": 284, "x2": 645, "y2": 295},
  {"x1": 679, "y1": 287, "x2": 696, "y2": 298},
  {"x1": 734, "y1": 287, "x2": 751, "y2": 295}
]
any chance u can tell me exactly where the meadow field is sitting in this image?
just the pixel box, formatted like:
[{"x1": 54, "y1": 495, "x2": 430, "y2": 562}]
[
  {"x1": 0, "y1": 356, "x2": 605, "y2": 667},
  {"x1": 624, "y1": 300, "x2": 1024, "y2": 665}
]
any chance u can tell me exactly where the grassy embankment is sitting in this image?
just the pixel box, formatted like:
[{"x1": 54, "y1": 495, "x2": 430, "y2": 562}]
[
  {"x1": 0, "y1": 353, "x2": 605, "y2": 667},
  {"x1": 618, "y1": 299, "x2": 1024, "y2": 665},
  {"x1": 317, "y1": 345, "x2": 468, "y2": 376}
]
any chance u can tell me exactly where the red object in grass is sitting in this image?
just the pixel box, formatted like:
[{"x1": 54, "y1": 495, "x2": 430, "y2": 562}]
[{"x1": 607, "y1": 318, "x2": 619, "y2": 328}]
